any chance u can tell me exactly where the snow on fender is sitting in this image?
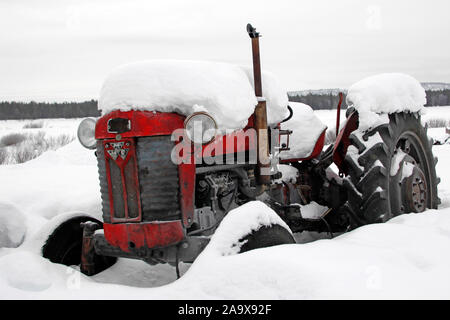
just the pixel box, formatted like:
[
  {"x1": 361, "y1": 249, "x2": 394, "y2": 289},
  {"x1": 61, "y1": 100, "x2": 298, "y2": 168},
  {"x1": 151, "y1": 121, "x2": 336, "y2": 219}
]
[
  {"x1": 197, "y1": 201, "x2": 293, "y2": 261},
  {"x1": 27, "y1": 211, "x2": 98, "y2": 255},
  {"x1": 346, "y1": 73, "x2": 426, "y2": 131},
  {"x1": 0, "y1": 202, "x2": 27, "y2": 248}
]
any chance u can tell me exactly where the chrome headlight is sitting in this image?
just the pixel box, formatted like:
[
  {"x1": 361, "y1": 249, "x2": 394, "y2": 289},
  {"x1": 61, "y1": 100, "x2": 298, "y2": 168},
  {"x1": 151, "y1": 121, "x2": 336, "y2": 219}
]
[
  {"x1": 184, "y1": 112, "x2": 218, "y2": 144},
  {"x1": 77, "y1": 118, "x2": 97, "y2": 149}
]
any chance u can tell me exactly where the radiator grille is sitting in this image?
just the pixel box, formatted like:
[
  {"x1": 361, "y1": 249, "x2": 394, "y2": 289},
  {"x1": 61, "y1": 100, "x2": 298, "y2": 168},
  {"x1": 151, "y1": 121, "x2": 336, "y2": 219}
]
[
  {"x1": 136, "y1": 136, "x2": 181, "y2": 221},
  {"x1": 97, "y1": 136, "x2": 181, "y2": 223}
]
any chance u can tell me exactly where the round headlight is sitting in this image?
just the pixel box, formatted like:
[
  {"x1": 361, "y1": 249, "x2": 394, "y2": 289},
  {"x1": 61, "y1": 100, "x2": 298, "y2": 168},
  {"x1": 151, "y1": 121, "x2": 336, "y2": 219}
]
[
  {"x1": 184, "y1": 112, "x2": 218, "y2": 144},
  {"x1": 77, "y1": 118, "x2": 97, "y2": 149}
]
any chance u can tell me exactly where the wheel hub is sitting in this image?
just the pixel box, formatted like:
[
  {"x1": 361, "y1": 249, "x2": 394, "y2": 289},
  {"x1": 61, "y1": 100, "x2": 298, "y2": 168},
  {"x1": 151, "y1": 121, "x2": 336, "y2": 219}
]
[{"x1": 401, "y1": 164, "x2": 428, "y2": 213}]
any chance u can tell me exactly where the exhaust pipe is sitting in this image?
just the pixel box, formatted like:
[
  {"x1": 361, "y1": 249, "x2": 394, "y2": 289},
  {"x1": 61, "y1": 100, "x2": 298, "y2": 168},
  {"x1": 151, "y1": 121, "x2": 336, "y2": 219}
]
[{"x1": 247, "y1": 23, "x2": 270, "y2": 185}]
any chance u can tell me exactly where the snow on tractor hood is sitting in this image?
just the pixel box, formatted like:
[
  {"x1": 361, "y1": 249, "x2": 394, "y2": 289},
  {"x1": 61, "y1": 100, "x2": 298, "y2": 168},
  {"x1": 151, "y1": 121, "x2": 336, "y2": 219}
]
[
  {"x1": 98, "y1": 60, "x2": 290, "y2": 131},
  {"x1": 346, "y1": 73, "x2": 426, "y2": 131}
]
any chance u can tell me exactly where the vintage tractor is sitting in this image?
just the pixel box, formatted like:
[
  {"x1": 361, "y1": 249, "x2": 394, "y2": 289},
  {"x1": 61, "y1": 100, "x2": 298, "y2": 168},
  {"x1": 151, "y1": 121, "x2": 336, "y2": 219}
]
[{"x1": 42, "y1": 24, "x2": 439, "y2": 276}]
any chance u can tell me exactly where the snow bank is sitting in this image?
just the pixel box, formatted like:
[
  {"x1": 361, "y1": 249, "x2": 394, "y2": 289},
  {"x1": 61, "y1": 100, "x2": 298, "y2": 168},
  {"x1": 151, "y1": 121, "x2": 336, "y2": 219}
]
[
  {"x1": 0, "y1": 251, "x2": 52, "y2": 292},
  {"x1": 3, "y1": 207, "x2": 450, "y2": 299},
  {"x1": 99, "y1": 60, "x2": 289, "y2": 131},
  {"x1": 281, "y1": 102, "x2": 327, "y2": 160},
  {"x1": 0, "y1": 140, "x2": 102, "y2": 234},
  {"x1": 0, "y1": 202, "x2": 26, "y2": 248},
  {"x1": 1, "y1": 115, "x2": 450, "y2": 299},
  {"x1": 347, "y1": 73, "x2": 426, "y2": 131}
]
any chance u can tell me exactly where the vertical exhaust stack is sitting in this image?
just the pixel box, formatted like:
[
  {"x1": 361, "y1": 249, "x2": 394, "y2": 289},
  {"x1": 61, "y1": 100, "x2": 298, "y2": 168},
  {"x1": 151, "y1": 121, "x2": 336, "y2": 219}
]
[{"x1": 247, "y1": 23, "x2": 271, "y2": 185}]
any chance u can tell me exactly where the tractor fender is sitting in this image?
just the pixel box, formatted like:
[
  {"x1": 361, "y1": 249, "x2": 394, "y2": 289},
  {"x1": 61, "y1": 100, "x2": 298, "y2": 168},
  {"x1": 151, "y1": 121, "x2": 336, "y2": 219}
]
[{"x1": 332, "y1": 111, "x2": 359, "y2": 175}]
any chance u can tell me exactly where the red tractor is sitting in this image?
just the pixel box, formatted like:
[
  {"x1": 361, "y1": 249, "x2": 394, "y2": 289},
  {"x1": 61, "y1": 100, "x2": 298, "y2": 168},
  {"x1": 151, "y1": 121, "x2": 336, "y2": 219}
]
[{"x1": 42, "y1": 24, "x2": 439, "y2": 276}]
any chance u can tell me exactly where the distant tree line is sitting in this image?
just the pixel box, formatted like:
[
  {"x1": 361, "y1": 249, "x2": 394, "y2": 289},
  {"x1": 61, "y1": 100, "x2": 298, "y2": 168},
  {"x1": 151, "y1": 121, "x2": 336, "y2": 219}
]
[
  {"x1": 0, "y1": 100, "x2": 100, "y2": 120},
  {"x1": 0, "y1": 88, "x2": 449, "y2": 120},
  {"x1": 426, "y1": 90, "x2": 450, "y2": 106},
  {"x1": 289, "y1": 93, "x2": 348, "y2": 110},
  {"x1": 289, "y1": 89, "x2": 450, "y2": 109}
]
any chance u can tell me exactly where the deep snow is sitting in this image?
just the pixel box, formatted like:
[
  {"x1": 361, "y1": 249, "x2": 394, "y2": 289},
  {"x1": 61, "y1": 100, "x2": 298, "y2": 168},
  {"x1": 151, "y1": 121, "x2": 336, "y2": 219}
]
[{"x1": 0, "y1": 112, "x2": 450, "y2": 299}]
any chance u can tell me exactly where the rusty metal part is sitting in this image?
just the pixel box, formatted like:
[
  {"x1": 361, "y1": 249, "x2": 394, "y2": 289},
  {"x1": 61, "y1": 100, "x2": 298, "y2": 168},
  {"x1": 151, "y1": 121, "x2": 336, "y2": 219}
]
[
  {"x1": 254, "y1": 100, "x2": 271, "y2": 184},
  {"x1": 80, "y1": 221, "x2": 101, "y2": 276},
  {"x1": 278, "y1": 129, "x2": 293, "y2": 152},
  {"x1": 336, "y1": 92, "x2": 344, "y2": 136},
  {"x1": 333, "y1": 111, "x2": 359, "y2": 174},
  {"x1": 247, "y1": 24, "x2": 270, "y2": 184},
  {"x1": 401, "y1": 165, "x2": 428, "y2": 213}
]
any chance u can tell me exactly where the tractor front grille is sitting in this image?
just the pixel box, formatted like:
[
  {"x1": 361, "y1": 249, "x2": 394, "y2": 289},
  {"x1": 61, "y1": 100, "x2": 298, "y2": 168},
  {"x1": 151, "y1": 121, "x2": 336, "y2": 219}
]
[
  {"x1": 97, "y1": 135, "x2": 181, "y2": 223},
  {"x1": 136, "y1": 136, "x2": 181, "y2": 221}
]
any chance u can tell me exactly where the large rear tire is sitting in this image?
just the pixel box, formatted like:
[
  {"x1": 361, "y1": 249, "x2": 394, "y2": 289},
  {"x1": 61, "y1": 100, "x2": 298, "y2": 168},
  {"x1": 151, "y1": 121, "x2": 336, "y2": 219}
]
[
  {"x1": 343, "y1": 112, "x2": 440, "y2": 226},
  {"x1": 42, "y1": 215, "x2": 116, "y2": 275}
]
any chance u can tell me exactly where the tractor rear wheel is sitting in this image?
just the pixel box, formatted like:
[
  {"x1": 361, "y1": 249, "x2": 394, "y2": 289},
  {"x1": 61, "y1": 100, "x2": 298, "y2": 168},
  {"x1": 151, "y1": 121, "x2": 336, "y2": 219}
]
[{"x1": 343, "y1": 112, "x2": 440, "y2": 227}]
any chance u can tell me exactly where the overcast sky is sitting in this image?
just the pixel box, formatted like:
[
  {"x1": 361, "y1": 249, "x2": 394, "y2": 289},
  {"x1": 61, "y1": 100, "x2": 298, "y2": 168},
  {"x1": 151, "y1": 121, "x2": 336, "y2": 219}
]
[{"x1": 1, "y1": 0, "x2": 449, "y2": 102}]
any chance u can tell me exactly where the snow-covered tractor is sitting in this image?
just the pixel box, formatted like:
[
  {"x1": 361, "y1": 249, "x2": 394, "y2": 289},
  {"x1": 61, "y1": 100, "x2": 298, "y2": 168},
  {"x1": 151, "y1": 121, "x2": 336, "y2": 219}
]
[{"x1": 42, "y1": 24, "x2": 439, "y2": 275}]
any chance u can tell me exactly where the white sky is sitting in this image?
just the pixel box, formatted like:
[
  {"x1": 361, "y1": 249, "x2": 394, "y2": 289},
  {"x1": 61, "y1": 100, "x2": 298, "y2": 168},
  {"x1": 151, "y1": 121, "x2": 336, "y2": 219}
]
[{"x1": 1, "y1": 0, "x2": 449, "y2": 102}]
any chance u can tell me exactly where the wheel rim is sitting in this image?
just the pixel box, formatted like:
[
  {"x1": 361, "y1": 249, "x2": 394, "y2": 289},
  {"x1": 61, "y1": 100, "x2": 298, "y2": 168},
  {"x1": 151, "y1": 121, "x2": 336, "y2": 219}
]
[{"x1": 390, "y1": 131, "x2": 432, "y2": 215}]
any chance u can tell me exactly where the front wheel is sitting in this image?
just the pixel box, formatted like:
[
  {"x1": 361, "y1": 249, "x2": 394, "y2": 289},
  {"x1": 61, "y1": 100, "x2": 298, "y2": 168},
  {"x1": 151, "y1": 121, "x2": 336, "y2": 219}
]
[
  {"x1": 238, "y1": 224, "x2": 296, "y2": 253},
  {"x1": 41, "y1": 214, "x2": 116, "y2": 275},
  {"x1": 343, "y1": 112, "x2": 440, "y2": 226}
]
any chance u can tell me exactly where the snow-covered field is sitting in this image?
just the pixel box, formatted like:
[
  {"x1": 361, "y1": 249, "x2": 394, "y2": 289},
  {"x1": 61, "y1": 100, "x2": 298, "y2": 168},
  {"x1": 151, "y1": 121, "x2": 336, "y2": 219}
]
[{"x1": 0, "y1": 108, "x2": 449, "y2": 299}]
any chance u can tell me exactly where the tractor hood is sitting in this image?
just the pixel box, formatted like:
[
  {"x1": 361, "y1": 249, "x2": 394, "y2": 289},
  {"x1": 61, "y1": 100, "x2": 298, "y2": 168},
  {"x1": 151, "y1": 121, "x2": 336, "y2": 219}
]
[{"x1": 98, "y1": 60, "x2": 289, "y2": 131}]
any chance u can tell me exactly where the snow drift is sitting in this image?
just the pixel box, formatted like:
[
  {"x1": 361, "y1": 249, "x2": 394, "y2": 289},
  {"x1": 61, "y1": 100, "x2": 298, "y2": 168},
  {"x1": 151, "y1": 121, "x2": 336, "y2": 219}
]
[
  {"x1": 99, "y1": 60, "x2": 289, "y2": 131},
  {"x1": 0, "y1": 202, "x2": 26, "y2": 248},
  {"x1": 0, "y1": 117, "x2": 450, "y2": 299}
]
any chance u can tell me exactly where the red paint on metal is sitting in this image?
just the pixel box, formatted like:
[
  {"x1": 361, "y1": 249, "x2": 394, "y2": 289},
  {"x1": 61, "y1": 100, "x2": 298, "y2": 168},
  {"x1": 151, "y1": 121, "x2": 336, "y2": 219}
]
[
  {"x1": 96, "y1": 110, "x2": 257, "y2": 157},
  {"x1": 97, "y1": 110, "x2": 260, "y2": 236},
  {"x1": 202, "y1": 129, "x2": 257, "y2": 158},
  {"x1": 332, "y1": 111, "x2": 359, "y2": 174},
  {"x1": 336, "y1": 92, "x2": 344, "y2": 136},
  {"x1": 103, "y1": 138, "x2": 142, "y2": 223},
  {"x1": 104, "y1": 221, "x2": 185, "y2": 252},
  {"x1": 96, "y1": 110, "x2": 186, "y2": 139},
  {"x1": 280, "y1": 129, "x2": 326, "y2": 163}
]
